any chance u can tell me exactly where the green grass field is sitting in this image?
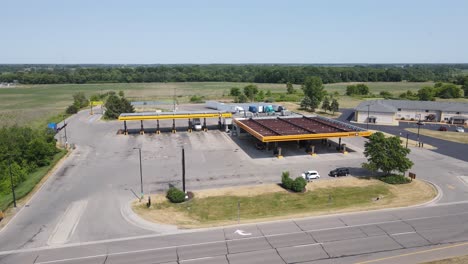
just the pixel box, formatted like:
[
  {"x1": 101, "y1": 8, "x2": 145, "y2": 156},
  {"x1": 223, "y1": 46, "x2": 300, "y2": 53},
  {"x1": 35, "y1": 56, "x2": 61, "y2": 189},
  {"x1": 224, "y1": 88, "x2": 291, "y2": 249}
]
[
  {"x1": 2, "y1": 81, "x2": 465, "y2": 127},
  {"x1": 0, "y1": 149, "x2": 67, "y2": 211}
]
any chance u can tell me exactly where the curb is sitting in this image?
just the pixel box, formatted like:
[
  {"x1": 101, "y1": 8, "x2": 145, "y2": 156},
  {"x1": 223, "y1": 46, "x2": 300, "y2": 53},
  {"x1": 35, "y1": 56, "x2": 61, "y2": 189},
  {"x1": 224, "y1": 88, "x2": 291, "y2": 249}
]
[{"x1": 120, "y1": 200, "x2": 178, "y2": 234}]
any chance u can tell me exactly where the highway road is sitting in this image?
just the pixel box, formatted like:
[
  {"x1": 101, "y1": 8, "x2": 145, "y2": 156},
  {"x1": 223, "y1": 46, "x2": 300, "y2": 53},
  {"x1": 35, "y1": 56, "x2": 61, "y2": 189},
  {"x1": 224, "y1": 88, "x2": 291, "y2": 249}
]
[{"x1": 0, "y1": 106, "x2": 467, "y2": 263}]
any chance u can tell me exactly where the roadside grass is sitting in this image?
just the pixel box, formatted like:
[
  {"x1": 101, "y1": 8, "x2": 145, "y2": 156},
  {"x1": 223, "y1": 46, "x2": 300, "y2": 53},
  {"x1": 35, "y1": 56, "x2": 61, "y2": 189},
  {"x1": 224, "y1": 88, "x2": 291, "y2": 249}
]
[
  {"x1": 405, "y1": 128, "x2": 468, "y2": 144},
  {"x1": 3, "y1": 81, "x2": 460, "y2": 127},
  {"x1": 0, "y1": 149, "x2": 67, "y2": 211},
  {"x1": 423, "y1": 255, "x2": 468, "y2": 264},
  {"x1": 370, "y1": 130, "x2": 437, "y2": 149},
  {"x1": 133, "y1": 177, "x2": 436, "y2": 228}
]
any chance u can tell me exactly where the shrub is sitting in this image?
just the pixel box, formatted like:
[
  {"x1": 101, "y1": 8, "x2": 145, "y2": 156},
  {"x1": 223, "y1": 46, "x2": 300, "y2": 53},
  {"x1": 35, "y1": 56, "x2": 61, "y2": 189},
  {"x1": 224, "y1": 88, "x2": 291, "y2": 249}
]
[
  {"x1": 166, "y1": 187, "x2": 186, "y2": 203},
  {"x1": 410, "y1": 118, "x2": 415, "y2": 121},
  {"x1": 379, "y1": 175, "x2": 411, "y2": 184},
  {"x1": 281, "y1": 171, "x2": 293, "y2": 190},
  {"x1": 291, "y1": 177, "x2": 307, "y2": 192},
  {"x1": 190, "y1": 95, "x2": 204, "y2": 103},
  {"x1": 66, "y1": 105, "x2": 78, "y2": 114},
  {"x1": 400, "y1": 117, "x2": 405, "y2": 120}
]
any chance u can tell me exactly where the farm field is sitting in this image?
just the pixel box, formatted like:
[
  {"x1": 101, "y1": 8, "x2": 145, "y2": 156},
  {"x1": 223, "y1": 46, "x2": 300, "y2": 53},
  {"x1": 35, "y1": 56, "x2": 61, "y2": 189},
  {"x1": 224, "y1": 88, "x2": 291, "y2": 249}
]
[{"x1": 2, "y1": 81, "x2": 465, "y2": 127}]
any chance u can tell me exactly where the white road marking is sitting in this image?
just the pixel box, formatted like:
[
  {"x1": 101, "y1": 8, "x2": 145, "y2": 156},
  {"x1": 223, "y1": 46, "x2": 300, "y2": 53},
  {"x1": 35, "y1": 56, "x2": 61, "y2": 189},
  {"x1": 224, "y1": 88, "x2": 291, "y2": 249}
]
[
  {"x1": 390, "y1": 232, "x2": 416, "y2": 236},
  {"x1": 47, "y1": 200, "x2": 88, "y2": 246},
  {"x1": 234, "y1": 229, "x2": 252, "y2": 236},
  {"x1": 458, "y1": 176, "x2": 468, "y2": 186},
  {"x1": 180, "y1": 256, "x2": 217, "y2": 262}
]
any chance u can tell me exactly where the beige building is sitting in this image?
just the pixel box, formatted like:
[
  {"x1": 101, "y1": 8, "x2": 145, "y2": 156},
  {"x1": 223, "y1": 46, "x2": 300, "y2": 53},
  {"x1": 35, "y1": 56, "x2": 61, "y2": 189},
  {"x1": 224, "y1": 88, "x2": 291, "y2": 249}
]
[{"x1": 354, "y1": 100, "x2": 468, "y2": 125}]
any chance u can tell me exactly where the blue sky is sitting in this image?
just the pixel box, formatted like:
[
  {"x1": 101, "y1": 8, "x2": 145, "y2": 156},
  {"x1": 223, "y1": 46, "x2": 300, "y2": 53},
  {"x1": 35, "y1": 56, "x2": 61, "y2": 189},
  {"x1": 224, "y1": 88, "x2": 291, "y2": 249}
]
[{"x1": 1, "y1": 0, "x2": 467, "y2": 64}]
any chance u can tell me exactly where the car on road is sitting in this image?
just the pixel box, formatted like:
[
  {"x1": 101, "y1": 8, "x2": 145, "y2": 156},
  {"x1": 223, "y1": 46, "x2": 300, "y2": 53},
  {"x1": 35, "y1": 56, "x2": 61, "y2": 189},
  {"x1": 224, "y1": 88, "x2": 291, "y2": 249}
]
[
  {"x1": 329, "y1": 168, "x2": 350, "y2": 177},
  {"x1": 456, "y1": 127, "x2": 465, "y2": 133},
  {"x1": 438, "y1": 126, "x2": 448, "y2": 131},
  {"x1": 301, "y1": 170, "x2": 320, "y2": 181}
]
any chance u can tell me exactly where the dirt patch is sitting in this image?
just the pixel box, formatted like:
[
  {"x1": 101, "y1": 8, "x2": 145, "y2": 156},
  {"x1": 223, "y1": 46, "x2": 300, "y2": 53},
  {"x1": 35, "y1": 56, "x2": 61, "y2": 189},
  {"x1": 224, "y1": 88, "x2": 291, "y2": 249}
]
[{"x1": 133, "y1": 177, "x2": 437, "y2": 229}]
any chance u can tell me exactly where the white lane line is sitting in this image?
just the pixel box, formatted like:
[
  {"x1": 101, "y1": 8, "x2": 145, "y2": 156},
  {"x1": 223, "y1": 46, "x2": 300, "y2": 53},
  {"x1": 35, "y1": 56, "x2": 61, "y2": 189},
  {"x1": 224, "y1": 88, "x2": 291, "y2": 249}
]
[
  {"x1": 292, "y1": 243, "x2": 322, "y2": 248},
  {"x1": 179, "y1": 256, "x2": 216, "y2": 262},
  {"x1": 4, "y1": 210, "x2": 468, "y2": 257},
  {"x1": 390, "y1": 232, "x2": 416, "y2": 236},
  {"x1": 47, "y1": 200, "x2": 88, "y2": 246}
]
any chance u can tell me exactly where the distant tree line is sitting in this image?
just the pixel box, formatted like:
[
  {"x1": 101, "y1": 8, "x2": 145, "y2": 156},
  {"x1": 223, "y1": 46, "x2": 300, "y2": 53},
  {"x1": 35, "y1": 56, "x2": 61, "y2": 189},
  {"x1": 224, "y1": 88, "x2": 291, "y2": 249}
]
[{"x1": 0, "y1": 64, "x2": 462, "y2": 85}]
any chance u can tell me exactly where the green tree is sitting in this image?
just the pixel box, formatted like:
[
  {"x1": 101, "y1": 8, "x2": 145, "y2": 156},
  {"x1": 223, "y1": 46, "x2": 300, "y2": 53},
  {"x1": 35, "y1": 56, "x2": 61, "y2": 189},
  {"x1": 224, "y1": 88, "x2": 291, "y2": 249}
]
[
  {"x1": 286, "y1": 82, "x2": 294, "y2": 94},
  {"x1": 436, "y1": 83, "x2": 462, "y2": 98},
  {"x1": 89, "y1": 94, "x2": 101, "y2": 102},
  {"x1": 66, "y1": 105, "x2": 78, "y2": 114},
  {"x1": 321, "y1": 97, "x2": 330, "y2": 112},
  {"x1": 417, "y1": 86, "x2": 436, "y2": 101},
  {"x1": 255, "y1": 90, "x2": 265, "y2": 101},
  {"x1": 118, "y1": 91, "x2": 125, "y2": 97},
  {"x1": 236, "y1": 94, "x2": 248, "y2": 103},
  {"x1": 229, "y1": 87, "x2": 241, "y2": 96},
  {"x1": 265, "y1": 90, "x2": 272, "y2": 97},
  {"x1": 331, "y1": 98, "x2": 339, "y2": 114},
  {"x1": 300, "y1": 96, "x2": 312, "y2": 111},
  {"x1": 104, "y1": 94, "x2": 135, "y2": 119},
  {"x1": 72, "y1": 92, "x2": 89, "y2": 108},
  {"x1": 302, "y1": 77, "x2": 325, "y2": 112},
  {"x1": 356, "y1": 84, "x2": 369, "y2": 95},
  {"x1": 362, "y1": 132, "x2": 413, "y2": 175},
  {"x1": 379, "y1": 91, "x2": 392, "y2": 99},
  {"x1": 243, "y1": 84, "x2": 259, "y2": 101}
]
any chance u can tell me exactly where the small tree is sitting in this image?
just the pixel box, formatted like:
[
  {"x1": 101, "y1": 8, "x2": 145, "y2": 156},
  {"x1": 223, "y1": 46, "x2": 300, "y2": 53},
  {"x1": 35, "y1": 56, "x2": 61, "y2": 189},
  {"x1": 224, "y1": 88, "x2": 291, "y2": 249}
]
[
  {"x1": 302, "y1": 77, "x2": 325, "y2": 112},
  {"x1": 236, "y1": 94, "x2": 248, "y2": 103},
  {"x1": 118, "y1": 91, "x2": 125, "y2": 97},
  {"x1": 286, "y1": 82, "x2": 294, "y2": 94},
  {"x1": 255, "y1": 90, "x2": 265, "y2": 101},
  {"x1": 166, "y1": 187, "x2": 186, "y2": 203},
  {"x1": 300, "y1": 96, "x2": 312, "y2": 111},
  {"x1": 104, "y1": 94, "x2": 135, "y2": 119},
  {"x1": 66, "y1": 105, "x2": 78, "y2": 114},
  {"x1": 243, "y1": 84, "x2": 259, "y2": 101},
  {"x1": 291, "y1": 177, "x2": 307, "y2": 192},
  {"x1": 266, "y1": 90, "x2": 272, "y2": 97},
  {"x1": 73, "y1": 92, "x2": 89, "y2": 108},
  {"x1": 362, "y1": 132, "x2": 413, "y2": 175},
  {"x1": 321, "y1": 97, "x2": 330, "y2": 113},
  {"x1": 281, "y1": 171, "x2": 293, "y2": 190},
  {"x1": 417, "y1": 86, "x2": 436, "y2": 101},
  {"x1": 330, "y1": 99, "x2": 339, "y2": 114},
  {"x1": 230, "y1": 87, "x2": 241, "y2": 96}
]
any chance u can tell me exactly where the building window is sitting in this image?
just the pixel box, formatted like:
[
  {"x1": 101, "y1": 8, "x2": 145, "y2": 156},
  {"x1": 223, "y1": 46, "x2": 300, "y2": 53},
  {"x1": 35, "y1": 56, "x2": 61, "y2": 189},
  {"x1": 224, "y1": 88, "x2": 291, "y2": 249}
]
[
  {"x1": 425, "y1": 110, "x2": 429, "y2": 112},
  {"x1": 444, "y1": 117, "x2": 449, "y2": 121},
  {"x1": 397, "y1": 108, "x2": 401, "y2": 111},
  {"x1": 457, "y1": 112, "x2": 460, "y2": 114}
]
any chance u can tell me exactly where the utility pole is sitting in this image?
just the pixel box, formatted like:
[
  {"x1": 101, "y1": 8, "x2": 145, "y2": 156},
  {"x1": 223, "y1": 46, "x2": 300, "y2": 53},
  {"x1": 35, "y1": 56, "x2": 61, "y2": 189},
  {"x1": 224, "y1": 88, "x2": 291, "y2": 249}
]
[
  {"x1": 133, "y1": 147, "x2": 143, "y2": 198},
  {"x1": 406, "y1": 133, "x2": 409, "y2": 149},
  {"x1": 8, "y1": 158, "x2": 17, "y2": 208},
  {"x1": 182, "y1": 147, "x2": 186, "y2": 193},
  {"x1": 367, "y1": 104, "x2": 370, "y2": 130},
  {"x1": 416, "y1": 119, "x2": 423, "y2": 146},
  {"x1": 62, "y1": 115, "x2": 68, "y2": 146}
]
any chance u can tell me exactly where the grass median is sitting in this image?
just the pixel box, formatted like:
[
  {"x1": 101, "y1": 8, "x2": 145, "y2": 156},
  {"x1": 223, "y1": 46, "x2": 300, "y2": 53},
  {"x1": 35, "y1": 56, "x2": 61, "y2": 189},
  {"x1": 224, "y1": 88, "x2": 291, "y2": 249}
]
[
  {"x1": 133, "y1": 177, "x2": 436, "y2": 228},
  {"x1": 406, "y1": 128, "x2": 468, "y2": 144}
]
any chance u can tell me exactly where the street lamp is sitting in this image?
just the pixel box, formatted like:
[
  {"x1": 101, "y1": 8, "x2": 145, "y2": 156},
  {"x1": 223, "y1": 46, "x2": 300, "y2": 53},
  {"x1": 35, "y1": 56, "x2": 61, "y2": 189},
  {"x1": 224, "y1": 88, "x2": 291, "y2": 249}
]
[
  {"x1": 62, "y1": 115, "x2": 68, "y2": 146},
  {"x1": 416, "y1": 119, "x2": 424, "y2": 146},
  {"x1": 8, "y1": 157, "x2": 17, "y2": 208},
  {"x1": 367, "y1": 104, "x2": 370, "y2": 130},
  {"x1": 133, "y1": 147, "x2": 143, "y2": 198}
]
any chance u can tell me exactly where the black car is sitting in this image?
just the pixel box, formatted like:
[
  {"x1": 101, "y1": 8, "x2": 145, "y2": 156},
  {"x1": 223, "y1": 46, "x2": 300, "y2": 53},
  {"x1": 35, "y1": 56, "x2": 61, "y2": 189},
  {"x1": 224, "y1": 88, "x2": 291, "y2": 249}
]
[{"x1": 329, "y1": 168, "x2": 350, "y2": 177}]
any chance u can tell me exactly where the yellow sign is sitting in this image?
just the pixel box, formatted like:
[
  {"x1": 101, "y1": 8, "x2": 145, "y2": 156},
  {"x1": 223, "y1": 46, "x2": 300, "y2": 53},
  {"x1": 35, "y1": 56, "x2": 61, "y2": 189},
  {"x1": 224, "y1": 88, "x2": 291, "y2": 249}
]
[{"x1": 90, "y1": 101, "x2": 104, "y2": 106}]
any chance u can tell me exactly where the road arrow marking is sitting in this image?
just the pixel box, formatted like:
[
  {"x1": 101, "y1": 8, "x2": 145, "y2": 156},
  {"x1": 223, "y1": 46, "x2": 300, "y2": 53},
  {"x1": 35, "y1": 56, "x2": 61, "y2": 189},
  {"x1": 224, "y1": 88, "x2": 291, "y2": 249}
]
[{"x1": 234, "y1": 230, "x2": 252, "y2": 236}]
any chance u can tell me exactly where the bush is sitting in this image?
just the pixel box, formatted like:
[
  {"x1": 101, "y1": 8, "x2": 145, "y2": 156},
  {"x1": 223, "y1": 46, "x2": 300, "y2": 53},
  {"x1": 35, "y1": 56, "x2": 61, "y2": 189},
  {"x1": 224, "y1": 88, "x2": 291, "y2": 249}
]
[
  {"x1": 190, "y1": 95, "x2": 204, "y2": 103},
  {"x1": 400, "y1": 117, "x2": 405, "y2": 120},
  {"x1": 379, "y1": 175, "x2": 411, "y2": 184},
  {"x1": 166, "y1": 187, "x2": 186, "y2": 203},
  {"x1": 291, "y1": 177, "x2": 307, "y2": 192},
  {"x1": 281, "y1": 171, "x2": 293, "y2": 190},
  {"x1": 66, "y1": 105, "x2": 78, "y2": 114}
]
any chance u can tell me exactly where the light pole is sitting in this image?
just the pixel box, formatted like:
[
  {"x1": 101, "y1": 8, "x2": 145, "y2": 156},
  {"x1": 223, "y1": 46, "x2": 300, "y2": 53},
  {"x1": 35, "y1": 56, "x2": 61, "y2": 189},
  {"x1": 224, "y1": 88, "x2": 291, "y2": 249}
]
[
  {"x1": 133, "y1": 147, "x2": 143, "y2": 198},
  {"x1": 182, "y1": 147, "x2": 186, "y2": 193},
  {"x1": 367, "y1": 104, "x2": 370, "y2": 130},
  {"x1": 8, "y1": 157, "x2": 17, "y2": 208},
  {"x1": 416, "y1": 119, "x2": 424, "y2": 146},
  {"x1": 63, "y1": 115, "x2": 68, "y2": 145},
  {"x1": 406, "y1": 133, "x2": 409, "y2": 149}
]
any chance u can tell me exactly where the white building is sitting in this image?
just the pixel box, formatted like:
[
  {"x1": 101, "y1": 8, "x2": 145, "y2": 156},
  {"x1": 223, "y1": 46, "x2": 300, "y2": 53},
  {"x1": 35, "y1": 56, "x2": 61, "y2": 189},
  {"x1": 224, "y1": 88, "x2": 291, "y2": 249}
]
[{"x1": 354, "y1": 100, "x2": 468, "y2": 125}]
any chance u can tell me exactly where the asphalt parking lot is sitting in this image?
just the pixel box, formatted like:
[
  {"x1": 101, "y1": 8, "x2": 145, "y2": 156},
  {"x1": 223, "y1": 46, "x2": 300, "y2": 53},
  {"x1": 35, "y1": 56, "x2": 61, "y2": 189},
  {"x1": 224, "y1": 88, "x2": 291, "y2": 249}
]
[{"x1": 338, "y1": 108, "x2": 468, "y2": 162}]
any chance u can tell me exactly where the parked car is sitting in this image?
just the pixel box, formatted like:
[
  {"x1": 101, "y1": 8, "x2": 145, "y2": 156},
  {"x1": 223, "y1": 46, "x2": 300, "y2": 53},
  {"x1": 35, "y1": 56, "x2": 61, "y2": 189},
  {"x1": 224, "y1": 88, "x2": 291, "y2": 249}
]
[
  {"x1": 456, "y1": 127, "x2": 465, "y2": 133},
  {"x1": 329, "y1": 168, "x2": 350, "y2": 177},
  {"x1": 193, "y1": 118, "x2": 202, "y2": 131},
  {"x1": 438, "y1": 126, "x2": 448, "y2": 131},
  {"x1": 301, "y1": 170, "x2": 320, "y2": 181}
]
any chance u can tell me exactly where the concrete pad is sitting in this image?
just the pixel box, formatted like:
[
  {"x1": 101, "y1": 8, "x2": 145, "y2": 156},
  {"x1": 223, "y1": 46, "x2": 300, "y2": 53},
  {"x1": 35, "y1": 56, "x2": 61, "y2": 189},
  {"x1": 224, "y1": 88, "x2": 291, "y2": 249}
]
[
  {"x1": 391, "y1": 232, "x2": 431, "y2": 248},
  {"x1": 322, "y1": 236, "x2": 402, "y2": 258},
  {"x1": 106, "y1": 248, "x2": 177, "y2": 264},
  {"x1": 309, "y1": 227, "x2": 367, "y2": 243},
  {"x1": 177, "y1": 242, "x2": 227, "y2": 260},
  {"x1": 227, "y1": 237, "x2": 272, "y2": 254},
  {"x1": 294, "y1": 217, "x2": 346, "y2": 231},
  {"x1": 359, "y1": 225, "x2": 387, "y2": 237},
  {"x1": 277, "y1": 244, "x2": 329, "y2": 263},
  {"x1": 165, "y1": 229, "x2": 225, "y2": 245},
  {"x1": 257, "y1": 221, "x2": 302, "y2": 236},
  {"x1": 224, "y1": 225, "x2": 263, "y2": 240},
  {"x1": 377, "y1": 221, "x2": 414, "y2": 235},
  {"x1": 179, "y1": 255, "x2": 229, "y2": 264},
  {"x1": 266, "y1": 232, "x2": 316, "y2": 248},
  {"x1": 228, "y1": 249, "x2": 285, "y2": 264}
]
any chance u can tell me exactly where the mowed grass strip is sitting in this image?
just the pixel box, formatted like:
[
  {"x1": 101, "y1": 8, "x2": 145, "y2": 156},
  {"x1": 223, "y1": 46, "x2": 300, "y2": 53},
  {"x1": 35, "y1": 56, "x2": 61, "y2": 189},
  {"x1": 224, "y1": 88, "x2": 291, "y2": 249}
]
[
  {"x1": 406, "y1": 128, "x2": 468, "y2": 144},
  {"x1": 142, "y1": 184, "x2": 390, "y2": 224}
]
